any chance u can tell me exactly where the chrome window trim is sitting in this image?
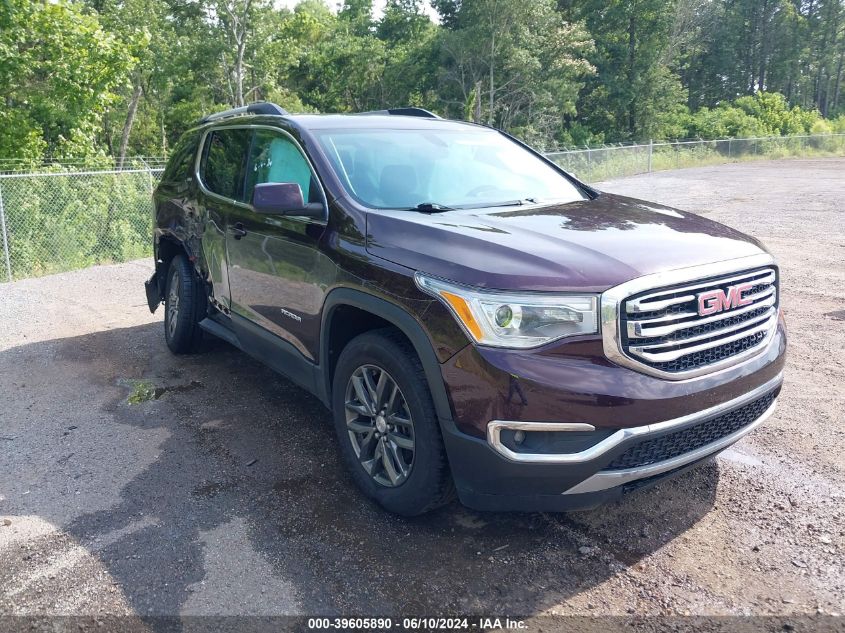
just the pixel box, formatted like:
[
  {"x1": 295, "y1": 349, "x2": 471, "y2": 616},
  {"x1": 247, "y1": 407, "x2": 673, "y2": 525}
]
[
  {"x1": 563, "y1": 397, "x2": 777, "y2": 495},
  {"x1": 193, "y1": 123, "x2": 329, "y2": 225},
  {"x1": 486, "y1": 371, "x2": 782, "y2": 464},
  {"x1": 601, "y1": 253, "x2": 779, "y2": 380}
]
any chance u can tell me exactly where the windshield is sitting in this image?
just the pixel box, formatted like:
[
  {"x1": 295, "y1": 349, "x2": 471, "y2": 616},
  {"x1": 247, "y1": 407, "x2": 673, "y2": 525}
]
[{"x1": 314, "y1": 127, "x2": 586, "y2": 210}]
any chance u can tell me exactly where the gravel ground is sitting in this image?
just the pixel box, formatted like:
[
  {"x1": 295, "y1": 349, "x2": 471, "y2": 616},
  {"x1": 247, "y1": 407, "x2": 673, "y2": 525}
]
[{"x1": 0, "y1": 159, "x2": 843, "y2": 630}]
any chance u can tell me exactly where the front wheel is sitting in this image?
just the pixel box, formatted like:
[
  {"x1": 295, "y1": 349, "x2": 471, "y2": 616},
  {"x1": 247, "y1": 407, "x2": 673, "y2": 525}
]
[
  {"x1": 163, "y1": 253, "x2": 205, "y2": 354},
  {"x1": 331, "y1": 329, "x2": 454, "y2": 516}
]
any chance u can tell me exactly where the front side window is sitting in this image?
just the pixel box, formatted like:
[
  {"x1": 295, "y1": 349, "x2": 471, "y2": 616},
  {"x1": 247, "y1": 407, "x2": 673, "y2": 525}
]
[
  {"x1": 314, "y1": 127, "x2": 586, "y2": 210},
  {"x1": 245, "y1": 129, "x2": 319, "y2": 205},
  {"x1": 200, "y1": 128, "x2": 251, "y2": 201}
]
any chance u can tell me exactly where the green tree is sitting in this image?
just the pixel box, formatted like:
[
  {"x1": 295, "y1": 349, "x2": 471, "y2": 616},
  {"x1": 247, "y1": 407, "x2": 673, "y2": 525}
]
[
  {"x1": 3, "y1": 0, "x2": 845, "y2": 163},
  {"x1": 436, "y1": 0, "x2": 594, "y2": 147},
  {"x1": 573, "y1": 0, "x2": 684, "y2": 141},
  {"x1": 378, "y1": 0, "x2": 432, "y2": 42},
  {"x1": 339, "y1": 0, "x2": 375, "y2": 36},
  {"x1": 0, "y1": 0, "x2": 134, "y2": 159}
]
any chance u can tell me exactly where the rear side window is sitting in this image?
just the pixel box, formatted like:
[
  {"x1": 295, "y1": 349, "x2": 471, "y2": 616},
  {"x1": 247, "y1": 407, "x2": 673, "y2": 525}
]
[
  {"x1": 161, "y1": 131, "x2": 199, "y2": 183},
  {"x1": 244, "y1": 129, "x2": 319, "y2": 204},
  {"x1": 200, "y1": 128, "x2": 251, "y2": 201}
]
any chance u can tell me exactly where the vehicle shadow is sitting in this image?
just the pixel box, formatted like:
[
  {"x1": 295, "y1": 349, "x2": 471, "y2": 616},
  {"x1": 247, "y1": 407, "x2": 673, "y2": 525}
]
[{"x1": 0, "y1": 322, "x2": 719, "y2": 625}]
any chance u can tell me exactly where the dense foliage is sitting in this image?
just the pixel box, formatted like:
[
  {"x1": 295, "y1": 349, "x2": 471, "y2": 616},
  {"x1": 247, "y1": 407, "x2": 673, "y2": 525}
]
[{"x1": 2, "y1": 0, "x2": 845, "y2": 161}]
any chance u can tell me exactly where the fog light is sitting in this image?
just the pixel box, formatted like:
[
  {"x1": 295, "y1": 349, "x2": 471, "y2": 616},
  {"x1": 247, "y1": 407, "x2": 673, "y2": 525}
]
[{"x1": 514, "y1": 430, "x2": 526, "y2": 444}]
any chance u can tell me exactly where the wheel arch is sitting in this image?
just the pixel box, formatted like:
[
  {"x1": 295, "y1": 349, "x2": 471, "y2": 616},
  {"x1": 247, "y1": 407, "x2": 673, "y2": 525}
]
[
  {"x1": 319, "y1": 288, "x2": 453, "y2": 424},
  {"x1": 149, "y1": 235, "x2": 197, "y2": 302}
]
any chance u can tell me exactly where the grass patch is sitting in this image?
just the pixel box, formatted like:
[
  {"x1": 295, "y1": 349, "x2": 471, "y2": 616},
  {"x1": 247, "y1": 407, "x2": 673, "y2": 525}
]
[
  {"x1": 549, "y1": 134, "x2": 845, "y2": 183},
  {"x1": 126, "y1": 379, "x2": 158, "y2": 404}
]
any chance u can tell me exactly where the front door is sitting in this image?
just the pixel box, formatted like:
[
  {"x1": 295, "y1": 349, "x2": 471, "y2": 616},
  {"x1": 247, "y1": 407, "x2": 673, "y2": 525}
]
[{"x1": 226, "y1": 127, "x2": 332, "y2": 362}]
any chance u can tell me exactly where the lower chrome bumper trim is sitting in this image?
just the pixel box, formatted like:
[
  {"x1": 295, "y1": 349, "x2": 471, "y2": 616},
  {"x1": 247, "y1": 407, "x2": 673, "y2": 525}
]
[
  {"x1": 563, "y1": 398, "x2": 777, "y2": 495},
  {"x1": 487, "y1": 371, "x2": 783, "y2": 464}
]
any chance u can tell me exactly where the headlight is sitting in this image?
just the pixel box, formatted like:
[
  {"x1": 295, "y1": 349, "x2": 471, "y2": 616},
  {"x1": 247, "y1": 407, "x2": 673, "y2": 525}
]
[{"x1": 415, "y1": 273, "x2": 598, "y2": 349}]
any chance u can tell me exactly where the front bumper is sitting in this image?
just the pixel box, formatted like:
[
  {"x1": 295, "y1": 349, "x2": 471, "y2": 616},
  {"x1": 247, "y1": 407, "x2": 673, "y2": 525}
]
[{"x1": 441, "y1": 372, "x2": 782, "y2": 512}]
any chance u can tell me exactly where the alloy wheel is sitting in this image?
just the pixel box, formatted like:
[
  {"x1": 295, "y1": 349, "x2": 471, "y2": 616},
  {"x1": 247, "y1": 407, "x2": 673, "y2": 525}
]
[
  {"x1": 344, "y1": 364, "x2": 415, "y2": 487},
  {"x1": 167, "y1": 271, "x2": 180, "y2": 338}
]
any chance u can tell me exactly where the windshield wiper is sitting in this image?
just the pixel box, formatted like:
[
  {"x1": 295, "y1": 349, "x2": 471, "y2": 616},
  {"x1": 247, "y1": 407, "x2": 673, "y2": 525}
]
[
  {"x1": 489, "y1": 197, "x2": 541, "y2": 207},
  {"x1": 411, "y1": 198, "x2": 540, "y2": 212},
  {"x1": 411, "y1": 202, "x2": 455, "y2": 213},
  {"x1": 460, "y1": 198, "x2": 540, "y2": 210}
]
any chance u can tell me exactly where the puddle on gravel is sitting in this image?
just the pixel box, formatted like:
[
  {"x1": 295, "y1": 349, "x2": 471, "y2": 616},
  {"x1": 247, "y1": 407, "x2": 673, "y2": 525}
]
[
  {"x1": 719, "y1": 446, "x2": 763, "y2": 466},
  {"x1": 121, "y1": 378, "x2": 204, "y2": 404}
]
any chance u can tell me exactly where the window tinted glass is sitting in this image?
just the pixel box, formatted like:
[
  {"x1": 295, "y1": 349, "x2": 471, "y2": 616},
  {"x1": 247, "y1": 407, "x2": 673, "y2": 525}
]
[
  {"x1": 245, "y1": 129, "x2": 318, "y2": 204},
  {"x1": 162, "y1": 131, "x2": 199, "y2": 182},
  {"x1": 314, "y1": 128, "x2": 585, "y2": 210},
  {"x1": 201, "y1": 129, "x2": 251, "y2": 201}
]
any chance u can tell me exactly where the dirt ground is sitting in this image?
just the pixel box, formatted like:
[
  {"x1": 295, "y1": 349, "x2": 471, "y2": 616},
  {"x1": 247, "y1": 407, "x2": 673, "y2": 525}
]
[{"x1": 0, "y1": 159, "x2": 843, "y2": 630}]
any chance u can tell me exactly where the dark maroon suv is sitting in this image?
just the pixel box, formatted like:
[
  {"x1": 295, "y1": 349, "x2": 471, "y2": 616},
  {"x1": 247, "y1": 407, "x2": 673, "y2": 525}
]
[{"x1": 145, "y1": 102, "x2": 786, "y2": 515}]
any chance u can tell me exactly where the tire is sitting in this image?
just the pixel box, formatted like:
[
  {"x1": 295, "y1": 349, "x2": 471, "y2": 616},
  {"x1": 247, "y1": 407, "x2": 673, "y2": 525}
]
[
  {"x1": 331, "y1": 328, "x2": 455, "y2": 516},
  {"x1": 163, "y1": 253, "x2": 206, "y2": 354}
]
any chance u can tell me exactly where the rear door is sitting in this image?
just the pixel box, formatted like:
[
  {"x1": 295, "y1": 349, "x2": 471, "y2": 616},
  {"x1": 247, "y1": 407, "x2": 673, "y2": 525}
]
[
  {"x1": 195, "y1": 127, "x2": 252, "y2": 309},
  {"x1": 226, "y1": 126, "x2": 332, "y2": 362}
]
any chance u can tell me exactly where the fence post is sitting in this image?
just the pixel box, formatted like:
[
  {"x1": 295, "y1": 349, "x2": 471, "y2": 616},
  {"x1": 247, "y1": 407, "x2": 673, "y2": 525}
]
[
  {"x1": 139, "y1": 157, "x2": 155, "y2": 196},
  {"x1": 647, "y1": 139, "x2": 653, "y2": 173},
  {"x1": 728, "y1": 138, "x2": 732, "y2": 159},
  {"x1": 0, "y1": 180, "x2": 12, "y2": 283}
]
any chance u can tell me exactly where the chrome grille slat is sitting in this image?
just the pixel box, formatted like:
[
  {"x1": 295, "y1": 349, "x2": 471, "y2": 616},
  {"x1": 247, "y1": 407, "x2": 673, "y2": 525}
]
[
  {"x1": 626, "y1": 293, "x2": 696, "y2": 314},
  {"x1": 614, "y1": 263, "x2": 779, "y2": 377},
  {"x1": 628, "y1": 292, "x2": 776, "y2": 338},
  {"x1": 626, "y1": 269, "x2": 776, "y2": 314},
  {"x1": 628, "y1": 313, "x2": 777, "y2": 361}
]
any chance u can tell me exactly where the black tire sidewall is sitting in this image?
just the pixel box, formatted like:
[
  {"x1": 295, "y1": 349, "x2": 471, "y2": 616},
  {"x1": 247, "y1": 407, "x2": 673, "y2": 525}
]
[
  {"x1": 164, "y1": 254, "x2": 203, "y2": 353},
  {"x1": 332, "y1": 331, "x2": 449, "y2": 516}
]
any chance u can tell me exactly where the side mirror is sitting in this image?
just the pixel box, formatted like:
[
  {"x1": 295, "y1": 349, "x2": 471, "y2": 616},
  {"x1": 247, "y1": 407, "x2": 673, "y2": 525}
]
[{"x1": 252, "y1": 182, "x2": 323, "y2": 218}]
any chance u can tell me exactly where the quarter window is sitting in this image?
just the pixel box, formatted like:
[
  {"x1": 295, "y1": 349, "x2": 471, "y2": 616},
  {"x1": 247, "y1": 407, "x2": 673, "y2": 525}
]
[
  {"x1": 200, "y1": 129, "x2": 251, "y2": 201},
  {"x1": 162, "y1": 131, "x2": 200, "y2": 183}
]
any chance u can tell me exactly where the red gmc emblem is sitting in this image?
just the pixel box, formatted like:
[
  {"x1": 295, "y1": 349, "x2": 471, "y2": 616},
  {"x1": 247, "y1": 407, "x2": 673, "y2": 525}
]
[{"x1": 697, "y1": 282, "x2": 754, "y2": 316}]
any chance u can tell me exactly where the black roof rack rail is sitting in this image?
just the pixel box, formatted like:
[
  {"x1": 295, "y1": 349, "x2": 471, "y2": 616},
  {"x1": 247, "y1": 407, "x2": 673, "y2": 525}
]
[
  {"x1": 200, "y1": 102, "x2": 289, "y2": 123},
  {"x1": 354, "y1": 107, "x2": 441, "y2": 119}
]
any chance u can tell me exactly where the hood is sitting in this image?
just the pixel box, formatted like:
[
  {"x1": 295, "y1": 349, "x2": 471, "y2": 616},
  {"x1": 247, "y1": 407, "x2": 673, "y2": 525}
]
[{"x1": 365, "y1": 193, "x2": 768, "y2": 292}]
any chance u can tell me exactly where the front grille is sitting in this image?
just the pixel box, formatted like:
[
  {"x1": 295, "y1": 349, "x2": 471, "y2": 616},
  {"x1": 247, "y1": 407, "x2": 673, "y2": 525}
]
[
  {"x1": 647, "y1": 330, "x2": 767, "y2": 373},
  {"x1": 620, "y1": 266, "x2": 778, "y2": 375},
  {"x1": 605, "y1": 389, "x2": 777, "y2": 470}
]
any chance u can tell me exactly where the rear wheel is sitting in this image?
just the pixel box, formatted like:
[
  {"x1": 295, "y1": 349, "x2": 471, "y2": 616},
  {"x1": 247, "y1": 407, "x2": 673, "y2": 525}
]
[
  {"x1": 332, "y1": 329, "x2": 454, "y2": 516},
  {"x1": 163, "y1": 253, "x2": 205, "y2": 354}
]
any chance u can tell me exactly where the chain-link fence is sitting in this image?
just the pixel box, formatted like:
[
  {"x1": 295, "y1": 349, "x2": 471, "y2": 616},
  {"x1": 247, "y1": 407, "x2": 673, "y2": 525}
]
[
  {"x1": 546, "y1": 133, "x2": 845, "y2": 183},
  {"x1": 0, "y1": 156, "x2": 168, "y2": 174},
  {"x1": 1, "y1": 134, "x2": 844, "y2": 283},
  {"x1": 0, "y1": 167, "x2": 162, "y2": 282}
]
